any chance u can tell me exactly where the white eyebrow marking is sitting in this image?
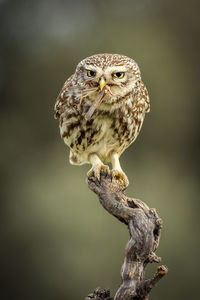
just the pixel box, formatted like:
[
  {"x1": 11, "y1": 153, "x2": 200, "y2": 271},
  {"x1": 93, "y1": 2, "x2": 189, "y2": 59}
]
[
  {"x1": 103, "y1": 66, "x2": 127, "y2": 73},
  {"x1": 84, "y1": 65, "x2": 102, "y2": 74}
]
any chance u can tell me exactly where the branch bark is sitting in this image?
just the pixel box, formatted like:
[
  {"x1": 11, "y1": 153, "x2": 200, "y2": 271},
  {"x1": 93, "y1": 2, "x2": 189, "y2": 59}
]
[{"x1": 85, "y1": 172, "x2": 168, "y2": 300}]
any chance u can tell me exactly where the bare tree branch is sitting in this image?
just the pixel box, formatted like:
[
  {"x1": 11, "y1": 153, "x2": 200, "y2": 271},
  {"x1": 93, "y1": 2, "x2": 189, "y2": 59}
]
[{"x1": 85, "y1": 172, "x2": 168, "y2": 300}]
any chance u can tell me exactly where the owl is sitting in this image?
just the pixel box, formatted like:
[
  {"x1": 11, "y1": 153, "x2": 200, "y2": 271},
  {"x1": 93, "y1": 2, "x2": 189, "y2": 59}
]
[{"x1": 55, "y1": 53, "x2": 150, "y2": 187}]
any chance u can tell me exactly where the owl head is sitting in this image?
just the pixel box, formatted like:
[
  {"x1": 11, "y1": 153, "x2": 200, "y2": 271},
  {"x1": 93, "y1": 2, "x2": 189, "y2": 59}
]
[{"x1": 72, "y1": 54, "x2": 141, "y2": 104}]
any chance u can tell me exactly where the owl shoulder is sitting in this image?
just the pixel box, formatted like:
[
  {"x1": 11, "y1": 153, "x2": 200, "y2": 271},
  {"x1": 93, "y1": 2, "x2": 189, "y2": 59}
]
[{"x1": 54, "y1": 75, "x2": 74, "y2": 119}]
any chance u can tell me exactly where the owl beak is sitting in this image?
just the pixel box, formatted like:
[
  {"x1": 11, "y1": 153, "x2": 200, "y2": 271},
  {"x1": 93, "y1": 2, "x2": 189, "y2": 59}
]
[{"x1": 99, "y1": 77, "x2": 107, "y2": 91}]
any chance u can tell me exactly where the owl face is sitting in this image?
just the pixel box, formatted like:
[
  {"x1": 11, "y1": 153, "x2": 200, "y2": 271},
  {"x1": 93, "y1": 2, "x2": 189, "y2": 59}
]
[{"x1": 72, "y1": 54, "x2": 141, "y2": 105}]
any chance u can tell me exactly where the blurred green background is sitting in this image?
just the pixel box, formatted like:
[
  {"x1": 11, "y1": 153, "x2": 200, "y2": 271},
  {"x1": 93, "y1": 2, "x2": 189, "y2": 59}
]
[{"x1": 0, "y1": 0, "x2": 199, "y2": 299}]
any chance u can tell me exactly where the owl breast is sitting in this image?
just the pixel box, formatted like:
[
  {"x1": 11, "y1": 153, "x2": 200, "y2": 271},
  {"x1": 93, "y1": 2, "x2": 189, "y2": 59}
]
[
  {"x1": 83, "y1": 116, "x2": 119, "y2": 161},
  {"x1": 60, "y1": 92, "x2": 145, "y2": 165}
]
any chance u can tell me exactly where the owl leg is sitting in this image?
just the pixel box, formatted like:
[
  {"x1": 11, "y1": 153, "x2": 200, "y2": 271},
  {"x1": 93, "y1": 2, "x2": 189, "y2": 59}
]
[
  {"x1": 87, "y1": 153, "x2": 110, "y2": 181},
  {"x1": 110, "y1": 152, "x2": 129, "y2": 188}
]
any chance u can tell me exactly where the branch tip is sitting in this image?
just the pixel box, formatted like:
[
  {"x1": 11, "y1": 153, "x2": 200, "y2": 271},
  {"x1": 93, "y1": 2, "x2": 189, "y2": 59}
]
[{"x1": 157, "y1": 265, "x2": 168, "y2": 275}]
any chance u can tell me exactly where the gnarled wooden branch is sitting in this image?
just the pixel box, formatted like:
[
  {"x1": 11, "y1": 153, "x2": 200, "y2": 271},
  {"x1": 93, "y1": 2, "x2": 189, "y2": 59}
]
[{"x1": 85, "y1": 173, "x2": 168, "y2": 300}]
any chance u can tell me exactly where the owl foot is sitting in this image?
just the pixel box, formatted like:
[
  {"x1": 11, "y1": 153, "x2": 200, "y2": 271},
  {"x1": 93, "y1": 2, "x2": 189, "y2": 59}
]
[
  {"x1": 87, "y1": 164, "x2": 110, "y2": 182},
  {"x1": 111, "y1": 169, "x2": 129, "y2": 188}
]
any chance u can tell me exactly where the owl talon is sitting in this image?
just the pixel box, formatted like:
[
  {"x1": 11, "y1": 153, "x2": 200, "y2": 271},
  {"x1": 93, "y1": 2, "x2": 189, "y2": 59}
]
[
  {"x1": 87, "y1": 164, "x2": 110, "y2": 181},
  {"x1": 111, "y1": 169, "x2": 129, "y2": 188}
]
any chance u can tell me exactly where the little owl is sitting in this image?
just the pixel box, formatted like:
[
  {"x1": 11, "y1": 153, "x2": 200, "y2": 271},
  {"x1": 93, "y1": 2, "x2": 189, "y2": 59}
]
[{"x1": 54, "y1": 53, "x2": 150, "y2": 187}]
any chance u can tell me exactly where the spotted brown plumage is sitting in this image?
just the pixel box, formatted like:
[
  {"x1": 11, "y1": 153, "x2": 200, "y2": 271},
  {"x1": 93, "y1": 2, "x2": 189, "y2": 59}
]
[{"x1": 55, "y1": 53, "x2": 150, "y2": 187}]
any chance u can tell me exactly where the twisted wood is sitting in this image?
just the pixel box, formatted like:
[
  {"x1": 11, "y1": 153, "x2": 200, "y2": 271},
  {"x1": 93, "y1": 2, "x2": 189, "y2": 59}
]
[{"x1": 85, "y1": 172, "x2": 168, "y2": 300}]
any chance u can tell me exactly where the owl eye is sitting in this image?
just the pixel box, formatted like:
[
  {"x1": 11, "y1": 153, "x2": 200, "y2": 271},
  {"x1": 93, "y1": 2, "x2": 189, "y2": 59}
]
[
  {"x1": 87, "y1": 70, "x2": 96, "y2": 77},
  {"x1": 112, "y1": 72, "x2": 125, "y2": 78}
]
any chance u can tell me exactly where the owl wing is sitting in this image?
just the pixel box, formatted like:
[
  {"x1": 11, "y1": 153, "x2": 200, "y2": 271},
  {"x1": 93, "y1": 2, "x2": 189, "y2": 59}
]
[
  {"x1": 140, "y1": 80, "x2": 150, "y2": 113},
  {"x1": 54, "y1": 75, "x2": 73, "y2": 119}
]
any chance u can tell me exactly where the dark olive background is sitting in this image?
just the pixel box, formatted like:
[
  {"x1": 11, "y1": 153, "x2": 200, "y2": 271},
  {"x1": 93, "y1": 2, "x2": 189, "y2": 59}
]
[{"x1": 0, "y1": 0, "x2": 199, "y2": 299}]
